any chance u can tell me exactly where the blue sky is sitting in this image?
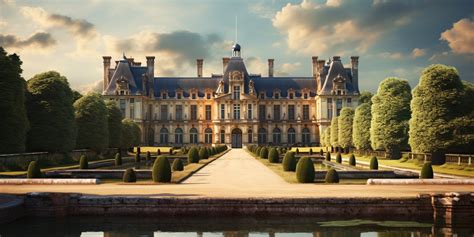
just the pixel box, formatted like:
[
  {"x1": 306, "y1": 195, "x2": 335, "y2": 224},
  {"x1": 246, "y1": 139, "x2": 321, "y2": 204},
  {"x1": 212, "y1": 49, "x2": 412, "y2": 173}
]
[{"x1": 1, "y1": 0, "x2": 473, "y2": 92}]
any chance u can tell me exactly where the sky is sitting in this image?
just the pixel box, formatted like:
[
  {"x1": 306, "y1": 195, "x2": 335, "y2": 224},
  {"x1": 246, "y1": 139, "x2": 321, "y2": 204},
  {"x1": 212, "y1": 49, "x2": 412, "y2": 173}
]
[{"x1": 0, "y1": 0, "x2": 473, "y2": 93}]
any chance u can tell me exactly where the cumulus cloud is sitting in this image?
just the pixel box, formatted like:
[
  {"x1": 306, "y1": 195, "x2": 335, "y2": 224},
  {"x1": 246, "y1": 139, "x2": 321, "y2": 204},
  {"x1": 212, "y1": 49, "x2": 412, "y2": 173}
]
[
  {"x1": 378, "y1": 51, "x2": 403, "y2": 60},
  {"x1": 79, "y1": 79, "x2": 103, "y2": 94},
  {"x1": 411, "y1": 48, "x2": 426, "y2": 58},
  {"x1": 245, "y1": 56, "x2": 301, "y2": 76},
  {"x1": 440, "y1": 18, "x2": 474, "y2": 54},
  {"x1": 0, "y1": 32, "x2": 56, "y2": 49},
  {"x1": 272, "y1": 0, "x2": 417, "y2": 55},
  {"x1": 249, "y1": 2, "x2": 276, "y2": 19}
]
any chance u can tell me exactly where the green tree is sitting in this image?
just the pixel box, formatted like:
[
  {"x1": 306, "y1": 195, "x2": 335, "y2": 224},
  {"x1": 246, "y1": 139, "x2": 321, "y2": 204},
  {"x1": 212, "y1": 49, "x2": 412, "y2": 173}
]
[
  {"x1": 352, "y1": 103, "x2": 372, "y2": 151},
  {"x1": 409, "y1": 65, "x2": 473, "y2": 163},
  {"x1": 26, "y1": 71, "x2": 76, "y2": 152},
  {"x1": 106, "y1": 101, "x2": 123, "y2": 148},
  {"x1": 358, "y1": 91, "x2": 373, "y2": 105},
  {"x1": 72, "y1": 90, "x2": 82, "y2": 102},
  {"x1": 330, "y1": 117, "x2": 339, "y2": 148},
  {"x1": 120, "y1": 119, "x2": 141, "y2": 150},
  {"x1": 0, "y1": 47, "x2": 29, "y2": 153},
  {"x1": 74, "y1": 93, "x2": 109, "y2": 152},
  {"x1": 338, "y1": 107, "x2": 355, "y2": 151},
  {"x1": 324, "y1": 126, "x2": 331, "y2": 148},
  {"x1": 370, "y1": 78, "x2": 411, "y2": 159}
]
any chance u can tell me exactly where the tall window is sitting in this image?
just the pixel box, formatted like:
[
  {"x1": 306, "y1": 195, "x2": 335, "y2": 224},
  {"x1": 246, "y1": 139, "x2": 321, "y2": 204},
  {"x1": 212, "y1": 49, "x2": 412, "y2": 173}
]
[
  {"x1": 162, "y1": 92, "x2": 167, "y2": 99},
  {"x1": 289, "y1": 93, "x2": 294, "y2": 99},
  {"x1": 336, "y1": 99, "x2": 343, "y2": 116},
  {"x1": 272, "y1": 128, "x2": 281, "y2": 144},
  {"x1": 175, "y1": 128, "x2": 183, "y2": 144},
  {"x1": 160, "y1": 128, "x2": 169, "y2": 144},
  {"x1": 347, "y1": 98, "x2": 352, "y2": 107},
  {"x1": 204, "y1": 128, "x2": 212, "y2": 144},
  {"x1": 274, "y1": 93, "x2": 279, "y2": 99},
  {"x1": 288, "y1": 105, "x2": 295, "y2": 121},
  {"x1": 119, "y1": 99, "x2": 126, "y2": 117},
  {"x1": 205, "y1": 105, "x2": 211, "y2": 120},
  {"x1": 247, "y1": 129, "x2": 253, "y2": 143},
  {"x1": 258, "y1": 128, "x2": 267, "y2": 144},
  {"x1": 177, "y1": 93, "x2": 182, "y2": 99},
  {"x1": 260, "y1": 93, "x2": 265, "y2": 99},
  {"x1": 220, "y1": 104, "x2": 225, "y2": 119},
  {"x1": 160, "y1": 105, "x2": 168, "y2": 121},
  {"x1": 303, "y1": 105, "x2": 310, "y2": 120},
  {"x1": 206, "y1": 93, "x2": 211, "y2": 99},
  {"x1": 129, "y1": 98, "x2": 135, "y2": 119},
  {"x1": 327, "y1": 98, "x2": 333, "y2": 119},
  {"x1": 302, "y1": 127, "x2": 311, "y2": 145},
  {"x1": 233, "y1": 86, "x2": 240, "y2": 100},
  {"x1": 192, "y1": 93, "x2": 196, "y2": 99},
  {"x1": 233, "y1": 104, "x2": 240, "y2": 120},
  {"x1": 259, "y1": 105, "x2": 266, "y2": 121},
  {"x1": 189, "y1": 128, "x2": 198, "y2": 144},
  {"x1": 273, "y1": 105, "x2": 280, "y2": 121},
  {"x1": 176, "y1": 105, "x2": 183, "y2": 121},
  {"x1": 190, "y1": 105, "x2": 197, "y2": 121},
  {"x1": 304, "y1": 93, "x2": 308, "y2": 99},
  {"x1": 247, "y1": 104, "x2": 252, "y2": 119},
  {"x1": 220, "y1": 129, "x2": 225, "y2": 143},
  {"x1": 287, "y1": 128, "x2": 296, "y2": 145}
]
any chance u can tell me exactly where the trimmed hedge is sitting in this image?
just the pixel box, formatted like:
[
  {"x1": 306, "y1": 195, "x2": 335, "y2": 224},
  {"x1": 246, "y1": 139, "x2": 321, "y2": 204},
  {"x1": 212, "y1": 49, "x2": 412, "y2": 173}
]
[
  {"x1": 282, "y1": 151, "x2": 296, "y2": 171},
  {"x1": 169, "y1": 148, "x2": 173, "y2": 155},
  {"x1": 146, "y1": 151, "x2": 151, "y2": 162},
  {"x1": 296, "y1": 157, "x2": 315, "y2": 183},
  {"x1": 326, "y1": 152, "x2": 331, "y2": 162},
  {"x1": 370, "y1": 156, "x2": 378, "y2": 170},
  {"x1": 152, "y1": 155, "x2": 172, "y2": 182},
  {"x1": 420, "y1": 162, "x2": 434, "y2": 179},
  {"x1": 349, "y1": 154, "x2": 356, "y2": 166},
  {"x1": 259, "y1": 147, "x2": 269, "y2": 159},
  {"x1": 187, "y1": 147, "x2": 200, "y2": 163},
  {"x1": 319, "y1": 149, "x2": 323, "y2": 156},
  {"x1": 256, "y1": 147, "x2": 262, "y2": 156},
  {"x1": 336, "y1": 153, "x2": 341, "y2": 163},
  {"x1": 296, "y1": 148, "x2": 300, "y2": 155},
  {"x1": 27, "y1": 161, "x2": 42, "y2": 178},
  {"x1": 123, "y1": 168, "x2": 136, "y2": 183},
  {"x1": 172, "y1": 158, "x2": 184, "y2": 171},
  {"x1": 157, "y1": 149, "x2": 161, "y2": 155},
  {"x1": 268, "y1": 148, "x2": 279, "y2": 163},
  {"x1": 309, "y1": 149, "x2": 313, "y2": 155},
  {"x1": 115, "y1": 153, "x2": 122, "y2": 166},
  {"x1": 134, "y1": 153, "x2": 141, "y2": 163},
  {"x1": 79, "y1": 155, "x2": 88, "y2": 169},
  {"x1": 199, "y1": 147, "x2": 209, "y2": 160},
  {"x1": 325, "y1": 168, "x2": 339, "y2": 183}
]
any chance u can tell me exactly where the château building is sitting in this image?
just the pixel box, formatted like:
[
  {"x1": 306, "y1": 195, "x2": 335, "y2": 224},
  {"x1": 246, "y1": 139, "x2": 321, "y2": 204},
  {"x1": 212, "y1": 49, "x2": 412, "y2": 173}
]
[{"x1": 102, "y1": 44, "x2": 360, "y2": 148}]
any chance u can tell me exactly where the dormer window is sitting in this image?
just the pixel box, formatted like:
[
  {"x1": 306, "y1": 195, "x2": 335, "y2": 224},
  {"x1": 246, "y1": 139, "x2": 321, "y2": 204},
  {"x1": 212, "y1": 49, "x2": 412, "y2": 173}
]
[
  {"x1": 303, "y1": 93, "x2": 308, "y2": 99},
  {"x1": 177, "y1": 93, "x2": 182, "y2": 99},
  {"x1": 162, "y1": 93, "x2": 167, "y2": 99},
  {"x1": 274, "y1": 93, "x2": 279, "y2": 99},
  {"x1": 233, "y1": 86, "x2": 240, "y2": 100},
  {"x1": 260, "y1": 92, "x2": 265, "y2": 99},
  {"x1": 289, "y1": 93, "x2": 294, "y2": 99},
  {"x1": 192, "y1": 93, "x2": 196, "y2": 99},
  {"x1": 206, "y1": 93, "x2": 211, "y2": 99}
]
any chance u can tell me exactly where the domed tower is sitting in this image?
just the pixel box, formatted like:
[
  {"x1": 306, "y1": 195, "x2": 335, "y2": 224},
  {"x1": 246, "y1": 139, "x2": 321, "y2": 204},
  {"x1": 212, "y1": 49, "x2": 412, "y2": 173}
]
[{"x1": 232, "y1": 43, "x2": 241, "y2": 57}]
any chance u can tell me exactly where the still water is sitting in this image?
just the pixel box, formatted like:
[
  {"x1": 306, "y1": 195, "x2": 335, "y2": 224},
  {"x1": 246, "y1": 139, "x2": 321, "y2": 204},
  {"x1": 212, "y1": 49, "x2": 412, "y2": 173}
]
[{"x1": 0, "y1": 216, "x2": 471, "y2": 237}]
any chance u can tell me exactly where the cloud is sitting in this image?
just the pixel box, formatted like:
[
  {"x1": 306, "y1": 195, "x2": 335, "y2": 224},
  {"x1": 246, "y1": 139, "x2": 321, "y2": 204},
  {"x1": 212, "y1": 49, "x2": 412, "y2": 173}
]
[
  {"x1": 378, "y1": 51, "x2": 403, "y2": 60},
  {"x1": 411, "y1": 48, "x2": 426, "y2": 58},
  {"x1": 79, "y1": 79, "x2": 103, "y2": 94},
  {"x1": 20, "y1": 6, "x2": 96, "y2": 39},
  {"x1": 0, "y1": 32, "x2": 56, "y2": 49},
  {"x1": 272, "y1": 0, "x2": 417, "y2": 55},
  {"x1": 245, "y1": 56, "x2": 301, "y2": 76},
  {"x1": 440, "y1": 18, "x2": 474, "y2": 54},
  {"x1": 249, "y1": 2, "x2": 276, "y2": 19}
]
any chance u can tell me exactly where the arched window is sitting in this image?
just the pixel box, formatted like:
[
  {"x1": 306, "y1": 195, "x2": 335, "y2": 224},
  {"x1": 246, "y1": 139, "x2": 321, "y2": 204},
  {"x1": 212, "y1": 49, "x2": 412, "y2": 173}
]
[
  {"x1": 258, "y1": 128, "x2": 267, "y2": 144},
  {"x1": 287, "y1": 127, "x2": 296, "y2": 145},
  {"x1": 175, "y1": 128, "x2": 183, "y2": 144},
  {"x1": 272, "y1": 127, "x2": 281, "y2": 145},
  {"x1": 247, "y1": 129, "x2": 253, "y2": 144},
  {"x1": 190, "y1": 127, "x2": 198, "y2": 144},
  {"x1": 160, "y1": 127, "x2": 169, "y2": 144},
  {"x1": 220, "y1": 129, "x2": 225, "y2": 143},
  {"x1": 302, "y1": 127, "x2": 311, "y2": 145},
  {"x1": 204, "y1": 128, "x2": 213, "y2": 144},
  {"x1": 148, "y1": 128, "x2": 155, "y2": 146}
]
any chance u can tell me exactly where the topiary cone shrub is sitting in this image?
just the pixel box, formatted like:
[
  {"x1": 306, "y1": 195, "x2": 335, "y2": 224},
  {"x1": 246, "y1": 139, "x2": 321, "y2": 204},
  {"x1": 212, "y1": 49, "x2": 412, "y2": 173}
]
[
  {"x1": 134, "y1": 153, "x2": 141, "y2": 163},
  {"x1": 146, "y1": 151, "x2": 151, "y2": 162},
  {"x1": 282, "y1": 151, "x2": 296, "y2": 171},
  {"x1": 259, "y1": 147, "x2": 269, "y2": 159},
  {"x1": 336, "y1": 152, "x2": 341, "y2": 163},
  {"x1": 296, "y1": 148, "x2": 300, "y2": 155},
  {"x1": 169, "y1": 148, "x2": 173, "y2": 155},
  {"x1": 326, "y1": 152, "x2": 332, "y2": 162},
  {"x1": 187, "y1": 147, "x2": 200, "y2": 163},
  {"x1": 420, "y1": 162, "x2": 434, "y2": 179},
  {"x1": 320, "y1": 149, "x2": 323, "y2": 156},
  {"x1": 27, "y1": 161, "x2": 42, "y2": 178},
  {"x1": 296, "y1": 157, "x2": 315, "y2": 183},
  {"x1": 153, "y1": 155, "x2": 172, "y2": 182},
  {"x1": 325, "y1": 168, "x2": 339, "y2": 183},
  {"x1": 79, "y1": 155, "x2": 88, "y2": 169},
  {"x1": 268, "y1": 148, "x2": 280, "y2": 163},
  {"x1": 172, "y1": 158, "x2": 184, "y2": 171},
  {"x1": 370, "y1": 156, "x2": 378, "y2": 170},
  {"x1": 157, "y1": 149, "x2": 161, "y2": 155},
  {"x1": 255, "y1": 147, "x2": 262, "y2": 156},
  {"x1": 123, "y1": 168, "x2": 136, "y2": 183},
  {"x1": 137, "y1": 146, "x2": 141, "y2": 154},
  {"x1": 349, "y1": 154, "x2": 356, "y2": 166},
  {"x1": 309, "y1": 149, "x2": 313, "y2": 155},
  {"x1": 199, "y1": 147, "x2": 209, "y2": 160},
  {"x1": 115, "y1": 153, "x2": 122, "y2": 166}
]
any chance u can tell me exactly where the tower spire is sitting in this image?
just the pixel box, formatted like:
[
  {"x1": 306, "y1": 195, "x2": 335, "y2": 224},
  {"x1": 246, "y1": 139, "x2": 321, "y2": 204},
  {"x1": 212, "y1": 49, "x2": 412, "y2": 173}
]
[{"x1": 235, "y1": 15, "x2": 238, "y2": 43}]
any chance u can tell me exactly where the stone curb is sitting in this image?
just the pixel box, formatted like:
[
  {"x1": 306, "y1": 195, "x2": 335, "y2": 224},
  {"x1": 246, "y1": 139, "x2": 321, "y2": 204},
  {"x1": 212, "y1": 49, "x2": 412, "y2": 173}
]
[
  {"x1": 367, "y1": 178, "x2": 474, "y2": 185},
  {"x1": 0, "y1": 178, "x2": 100, "y2": 185}
]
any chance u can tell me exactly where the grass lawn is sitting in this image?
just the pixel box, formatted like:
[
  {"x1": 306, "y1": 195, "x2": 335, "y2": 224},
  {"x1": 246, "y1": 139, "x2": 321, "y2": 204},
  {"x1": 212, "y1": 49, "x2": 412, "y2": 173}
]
[
  {"x1": 289, "y1": 147, "x2": 328, "y2": 153},
  {"x1": 133, "y1": 146, "x2": 172, "y2": 153}
]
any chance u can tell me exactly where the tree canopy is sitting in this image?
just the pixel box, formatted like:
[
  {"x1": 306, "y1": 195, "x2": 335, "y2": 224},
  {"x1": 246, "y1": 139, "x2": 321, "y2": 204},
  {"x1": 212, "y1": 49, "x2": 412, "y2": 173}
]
[
  {"x1": 26, "y1": 71, "x2": 76, "y2": 152},
  {"x1": 358, "y1": 91, "x2": 373, "y2": 105},
  {"x1": 370, "y1": 77, "x2": 411, "y2": 159},
  {"x1": 352, "y1": 103, "x2": 372, "y2": 150},
  {"x1": 0, "y1": 47, "x2": 29, "y2": 153},
  {"x1": 338, "y1": 107, "x2": 355, "y2": 150},
  {"x1": 121, "y1": 119, "x2": 141, "y2": 150},
  {"x1": 106, "y1": 101, "x2": 123, "y2": 148},
  {"x1": 74, "y1": 93, "x2": 109, "y2": 152},
  {"x1": 330, "y1": 117, "x2": 339, "y2": 148}
]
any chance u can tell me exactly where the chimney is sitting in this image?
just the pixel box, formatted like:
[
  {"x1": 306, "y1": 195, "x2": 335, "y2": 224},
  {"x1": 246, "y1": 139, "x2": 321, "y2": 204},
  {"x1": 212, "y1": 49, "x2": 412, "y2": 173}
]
[
  {"x1": 332, "y1": 56, "x2": 341, "y2": 61},
  {"x1": 268, "y1": 59, "x2": 274, "y2": 77},
  {"x1": 197, "y1": 59, "x2": 203, "y2": 77},
  {"x1": 351, "y1": 56, "x2": 359, "y2": 92},
  {"x1": 312, "y1": 56, "x2": 318, "y2": 77},
  {"x1": 146, "y1": 56, "x2": 155, "y2": 79},
  {"x1": 222, "y1": 57, "x2": 230, "y2": 74},
  {"x1": 317, "y1": 59, "x2": 326, "y2": 92},
  {"x1": 102, "y1": 56, "x2": 111, "y2": 92}
]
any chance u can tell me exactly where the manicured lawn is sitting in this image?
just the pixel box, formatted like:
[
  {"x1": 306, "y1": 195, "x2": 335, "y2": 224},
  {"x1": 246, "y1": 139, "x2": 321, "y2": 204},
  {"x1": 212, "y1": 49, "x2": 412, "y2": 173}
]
[
  {"x1": 289, "y1": 147, "x2": 327, "y2": 153},
  {"x1": 133, "y1": 146, "x2": 173, "y2": 153}
]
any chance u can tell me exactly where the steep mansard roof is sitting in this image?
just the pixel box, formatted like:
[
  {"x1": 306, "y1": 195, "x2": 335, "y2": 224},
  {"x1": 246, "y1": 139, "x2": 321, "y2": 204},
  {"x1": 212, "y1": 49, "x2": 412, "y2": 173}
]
[{"x1": 319, "y1": 58, "x2": 356, "y2": 95}]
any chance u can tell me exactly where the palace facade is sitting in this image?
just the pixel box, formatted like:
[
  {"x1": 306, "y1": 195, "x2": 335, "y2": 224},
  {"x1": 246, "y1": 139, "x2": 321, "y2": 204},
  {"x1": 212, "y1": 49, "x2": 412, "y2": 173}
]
[{"x1": 102, "y1": 44, "x2": 360, "y2": 148}]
